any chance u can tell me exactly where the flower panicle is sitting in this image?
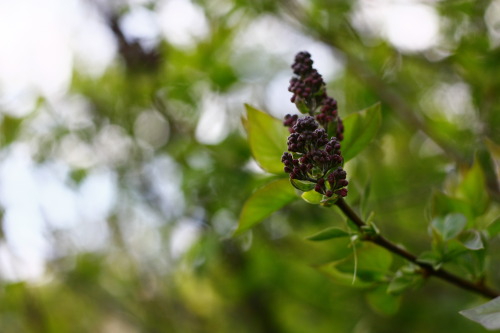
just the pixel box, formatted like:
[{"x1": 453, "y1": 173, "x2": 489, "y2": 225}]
[
  {"x1": 282, "y1": 52, "x2": 348, "y2": 199},
  {"x1": 286, "y1": 51, "x2": 344, "y2": 141}
]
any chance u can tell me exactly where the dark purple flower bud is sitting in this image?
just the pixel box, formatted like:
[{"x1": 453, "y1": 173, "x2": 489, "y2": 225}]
[
  {"x1": 338, "y1": 179, "x2": 349, "y2": 187},
  {"x1": 283, "y1": 114, "x2": 299, "y2": 132},
  {"x1": 335, "y1": 188, "x2": 348, "y2": 197}
]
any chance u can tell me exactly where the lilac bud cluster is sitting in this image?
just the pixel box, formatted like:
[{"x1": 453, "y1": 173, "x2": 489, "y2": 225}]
[
  {"x1": 316, "y1": 168, "x2": 348, "y2": 198},
  {"x1": 281, "y1": 117, "x2": 348, "y2": 198},
  {"x1": 283, "y1": 52, "x2": 348, "y2": 199},
  {"x1": 283, "y1": 114, "x2": 298, "y2": 133},
  {"x1": 286, "y1": 51, "x2": 344, "y2": 141},
  {"x1": 316, "y1": 97, "x2": 344, "y2": 141},
  {"x1": 288, "y1": 52, "x2": 326, "y2": 114}
]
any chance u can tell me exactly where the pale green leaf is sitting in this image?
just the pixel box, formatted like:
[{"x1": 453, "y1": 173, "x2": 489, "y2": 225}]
[
  {"x1": 341, "y1": 102, "x2": 381, "y2": 162},
  {"x1": 366, "y1": 286, "x2": 401, "y2": 316},
  {"x1": 290, "y1": 178, "x2": 316, "y2": 192},
  {"x1": 431, "y1": 191, "x2": 474, "y2": 222},
  {"x1": 459, "y1": 230, "x2": 484, "y2": 250},
  {"x1": 301, "y1": 190, "x2": 323, "y2": 204},
  {"x1": 442, "y1": 240, "x2": 468, "y2": 261},
  {"x1": 317, "y1": 243, "x2": 392, "y2": 288},
  {"x1": 457, "y1": 157, "x2": 489, "y2": 216},
  {"x1": 460, "y1": 297, "x2": 500, "y2": 330},
  {"x1": 316, "y1": 260, "x2": 373, "y2": 289},
  {"x1": 487, "y1": 217, "x2": 500, "y2": 237},
  {"x1": 417, "y1": 251, "x2": 442, "y2": 270},
  {"x1": 387, "y1": 266, "x2": 424, "y2": 295},
  {"x1": 306, "y1": 227, "x2": 350, "y2": 241},
  {"x1": 431, "y1": 213, "x2": 467, "y2": 241},
  {"x1": 244, "y1": 104, "x2": 289, "y2": 174},
  {"x1": 235, "y1": 178, "x2": 297, "y2": 236}
]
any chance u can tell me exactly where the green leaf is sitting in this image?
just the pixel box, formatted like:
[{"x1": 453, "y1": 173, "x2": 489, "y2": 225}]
[
  {"x1": 341, "y1": 102, "x2": 381, "y2": 162},
  {"x1": 487, "y1": 217, "x2": 500, "y2": 237},
  {"x1": 456, "y1": 249, "x2": 487, "y2": 279},
  {"x1": 244, "y1": 104, "x2": 289, "y2": 174},
  {"x1": 360, "y1": 219, "x2": 380, "y2": 237},
  {"x1": 316, "y1": 260, "x2": 373, "y2": 289},
  {"x1": 235, "y1": 178, "x2": 297, "y2": 236},
  {"x1": 316, "y1": 243, "x2": 392, "y2": 288},
  {"x1": 295, "y1": 99, "x2": 310, "y2": 114},
  {"x1": 290, "y1": 178, "x2": 316, "y2": 192},
  {"x1": 417, "y1": 251, "x2": 442, "y2": 270},
  {"x1": 0, "y1": 115, "x2": 24, "y2": 147},
  {"x1": 431, "y1": 191, "x2": 474, "y2": 221},
  {"x1": 351, "y1": 243, "x2": 393, "y2": 274},
  {"x1": 460, "y1": 297, "x2": 500, "y2": 330},
  {"x1": 442, "y1": 240, "x2": 468, "y2": 261},
  {"x1": 301, "y1": 190, "x2": 324, "y2": 204},
  {"x1": 477, "y1": 144, "x2": 499, "y2": 203},
  {"x1": 459, "y1": 230, "x2": 484, "y2": 250},
  {"x1": 366, "y1": 286, "x2": 401, "y2": 316},
  {"x1": 431, "y1": 213, "x2": 467, "y2": 241},
  {"x1": 306, "y1": 227, "x2": 350, "y2": 241},
  {"x1": 387, "y1": 266, "x2": 424, "y2": 295},
  {"x1": 457, "y1": 157, "x2": 489, "y2": 216}
]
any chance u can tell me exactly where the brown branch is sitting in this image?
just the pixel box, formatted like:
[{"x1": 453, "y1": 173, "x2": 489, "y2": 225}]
[{"x1": 335, "y1": 198, "x2": 500, "y2": 299}]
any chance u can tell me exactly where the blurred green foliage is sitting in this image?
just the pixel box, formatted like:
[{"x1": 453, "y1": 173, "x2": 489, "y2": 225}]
[{"x1": 0, "y1": 0, "x2": 500, "y2": 332}]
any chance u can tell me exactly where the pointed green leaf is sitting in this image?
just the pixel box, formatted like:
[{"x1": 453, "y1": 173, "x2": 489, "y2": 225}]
[
  {"x1": 0, "y1": 115, "x2": 24, "y2": 147},
  {"x1": 431, "y1": 213, "x2": 467, "y2": 241},
  {"x1": 366, "y1": 286, "x2": 401, "y2": 316},
  {"x1": 477, "y1": 144, "x2": 499, "y2": 202},
  {"x1": 306, "y1": 227, "x2": 350, "y2": 241},
  {"x1": 316, "y1": 243, "x2": 392, "y2": 288},
  {"x1": 235, "y1": 178, "x2": 297, "y2": 236},
  {"x1": 244, "y1": 104, "x2": 289, "y2": 174},
  {"x1": 457, "y1": 157, "x2": 489, "y2": 216},
  {"x1": 459, "y1": 230, "x2": 484, "y2": 250},
  {"x1": 342, "y1": 102, "x2": 381, "y2": 162},
  {"x1": 387, "y1": 266, "x2": 424, "y2": 295},
  {"x1": 460, "y1": 297, "x2": 500, "y2": 330},
  {"x1": 355, "y1": 243, "x2": 393, "y2": 275},
  {"x1": 316, "y1": 260, "x2": 373, "y2": 289},
  {"x1": 290, "y1": 178, "x2": 316, "y2": 192},
  {"x1": 360, "y1": 220, "x2": 380, "y2": 237},
  {"x1": 431, "y1": 191, "x2": 474, "y2": 221},
  {"x1": 301, "y1": 190, "x2": 323, "y2": 204},
  {"x1": 442, "y1": 240, "x2": 468, "y2": 261},
  {"x1": 417, "y1": 251, "x2": 442, "y2": 270},
  {"x1": 455, "y1": 249, "x2": 487, "y2": 279},
  {"x1": 487, "y1": 217, "x2": 500, "y2": 237}
]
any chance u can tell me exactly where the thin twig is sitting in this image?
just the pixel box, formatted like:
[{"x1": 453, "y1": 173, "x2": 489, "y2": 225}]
[{"x1": 335, "y1": 198, "x2": 500, "y2": 299}]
